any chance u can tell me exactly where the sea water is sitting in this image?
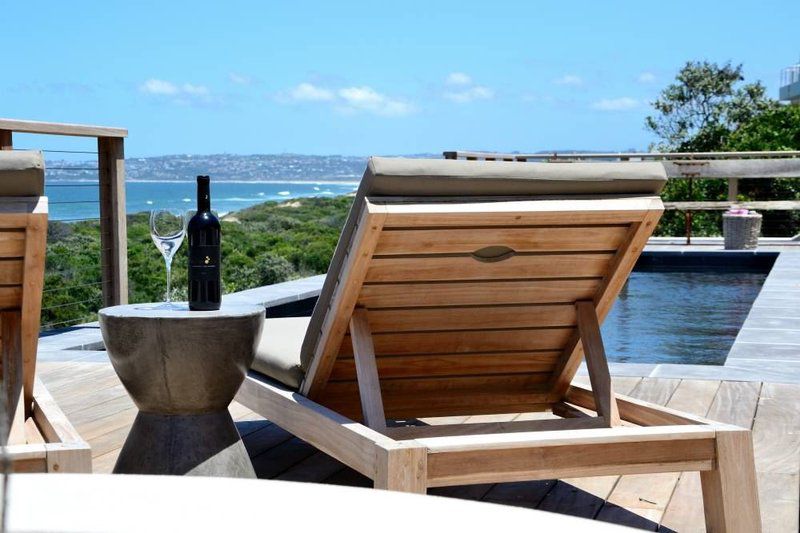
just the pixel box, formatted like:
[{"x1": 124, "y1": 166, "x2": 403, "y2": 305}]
[{"x1": 45, "y1": 180, "x2": 359, "y2": 221}]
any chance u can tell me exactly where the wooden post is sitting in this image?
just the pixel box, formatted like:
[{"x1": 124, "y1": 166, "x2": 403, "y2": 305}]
[
  {"x1": 700, "y1": 428, "x2": 762, "y2": 532},
  {"x1": 2, "y1": 311, "x2": 25, "y2": 444},
  {"x1": 575, "y1": 301, "x2": 620, "y2": 426},
  {"x1": 349, "y1": 308, "x2": 386, "y2": 431},
  {"x1": 21, "y1": 212, "x2": 47, "y2": 418},
  {"x1": 375, "y1": 443, "x2": 427, "y2": 493},
  {"x1": 98, "y1": 136, "x2": 128, "y2": 306},
  {"x1": 727, "y1": 178, "x2": 739, "y2": 202},
  {"x1": 0, "y1": 129, "x2": 12, "y2": 150},
  {"x1": 684, "y1": 211, "x2": 693, "y2": 245}
]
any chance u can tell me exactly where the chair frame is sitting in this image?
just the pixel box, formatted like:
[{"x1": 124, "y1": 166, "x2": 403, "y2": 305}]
[
  {"x1": 1, "y1": 196, "x2": 91, "y2": 473},
  {"x1": 237, "y1": 196, "x2": 761, "y2": 532}
]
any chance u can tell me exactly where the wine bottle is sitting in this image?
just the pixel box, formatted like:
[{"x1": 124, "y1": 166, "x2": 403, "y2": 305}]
[{"x1": 188, "y1": 175, "x2": 221, "y2": 310}]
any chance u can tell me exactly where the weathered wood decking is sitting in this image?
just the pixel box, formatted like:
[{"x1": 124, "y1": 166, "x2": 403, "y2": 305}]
[{"x1": 38, "y1": 354, "x2": 799, "y2": 532}]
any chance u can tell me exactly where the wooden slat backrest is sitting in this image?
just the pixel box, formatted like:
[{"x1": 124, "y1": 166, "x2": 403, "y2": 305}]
[
  {"x1": 0, "y1": 197, "x2": 47, "y2": 435},
  {"x1": 304, "y1": 196, "x2": 663, "y2": 419}
]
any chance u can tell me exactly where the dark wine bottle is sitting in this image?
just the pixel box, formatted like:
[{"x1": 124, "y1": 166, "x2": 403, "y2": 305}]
[{"x1": 188, "y1": 175, "x2": 221, "y2": 310}]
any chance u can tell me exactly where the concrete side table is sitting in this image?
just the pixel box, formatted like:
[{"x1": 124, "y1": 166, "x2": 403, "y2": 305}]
[{"x1": 99, "y1": 303, "x2": 264, "y2": 477}]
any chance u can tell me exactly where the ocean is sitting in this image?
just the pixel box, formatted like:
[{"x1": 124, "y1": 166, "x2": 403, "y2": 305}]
[{"x1": 45, "y1": 180, "x2": 359, "y2": 221}]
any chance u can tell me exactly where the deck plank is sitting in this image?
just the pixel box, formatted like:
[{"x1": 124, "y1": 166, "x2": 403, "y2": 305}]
[
  {"x1": 660, "y1": 381, "x2": 761, "y2": 533},
  {"x1": 535, "y1": 376, "x2": 642, "y2": 518},
  {"x1": 752, "y1": 383, "x2": 800, "y2": 533},
  {"x1": 596, "y1": 379, "x2": 718, "y2": 528},
  {"x1": 592, "y1": 379, "x2": 676, "y2": 528},
  {"x1": 753, "y1": 383, "x2": 800, "y2": 475},
  {"x1": 275, "y1": 451, "x2": 347, "y2": 483}
]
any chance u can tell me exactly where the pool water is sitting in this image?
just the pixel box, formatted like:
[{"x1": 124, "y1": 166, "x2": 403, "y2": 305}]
[{"x1": 601, "y1": 271, "x2": 767, "y2": 365}]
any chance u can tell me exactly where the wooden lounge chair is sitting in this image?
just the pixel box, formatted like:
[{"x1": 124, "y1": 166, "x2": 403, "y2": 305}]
[
  {"x1": 237, "y1": 157, "x2": 761, "y2": 532},
  {"x1": 0, "y1": 150, "x2": 91, "y2": 472}
]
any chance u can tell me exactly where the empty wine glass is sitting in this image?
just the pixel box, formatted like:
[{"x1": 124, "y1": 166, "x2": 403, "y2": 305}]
[{"x1": 150, "y1": 209, "x2": 186, "y2": 308}]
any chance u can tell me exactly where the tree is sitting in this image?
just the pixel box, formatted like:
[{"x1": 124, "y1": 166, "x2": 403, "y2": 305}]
[
  {"x1": 725, "y1": 105, "x2": 800, "y2": 236},
  {"x1": 645, "y1": 61, "x2": 776, "y2": 151},
  {"x1": 645, "y1": 61, "x2": 784, "y2": 237},
  {"x1": 725, "y1": 104, "x2": 800, "y2": 151}
]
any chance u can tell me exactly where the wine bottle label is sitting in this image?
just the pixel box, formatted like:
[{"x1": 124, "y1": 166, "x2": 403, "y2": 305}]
[{"x1": 190, "y1": 244, "x2": 220, "y2": 272}]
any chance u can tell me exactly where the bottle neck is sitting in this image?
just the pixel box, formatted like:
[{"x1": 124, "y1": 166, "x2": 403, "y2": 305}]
[{"x1": 197, "y1": 180, "x2": 210, "y2": 212}]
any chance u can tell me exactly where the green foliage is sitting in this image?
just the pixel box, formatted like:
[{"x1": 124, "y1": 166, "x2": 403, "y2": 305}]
[
  {"x1": 722, "y1": 105, "x2": 800, "y2": 236},
  {"x1": 725, "y1": 105, "x2": 800, "y2": 151},
  {"x1": 652, "y1": 178, "x2": 727, "y2": 237},
  {"x1": 645, "y1": 61, "x2": 775, "y2": 152},
  {"x1": 42, "y1": 196, "x2": 354, "y2": 330},
  {"x1": 257, "y1": 253, "x2": 295, "y2": 286}
]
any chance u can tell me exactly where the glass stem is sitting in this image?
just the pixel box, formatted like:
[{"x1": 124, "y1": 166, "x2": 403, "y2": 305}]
[{"x1": 165, "y1": 258, "x2": 172, "y2": 303}]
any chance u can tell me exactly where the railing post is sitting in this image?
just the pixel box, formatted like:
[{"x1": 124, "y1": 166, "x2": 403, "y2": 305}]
[
  {"x1": 727, "y1": 178, "x2": 739, "y2": 202},
  {"x1": 98, "y1": 136, "x2": 128, "y2": 306},
  {"x1": 0, "y1": 130, "x2": 11, "y2": 150}
]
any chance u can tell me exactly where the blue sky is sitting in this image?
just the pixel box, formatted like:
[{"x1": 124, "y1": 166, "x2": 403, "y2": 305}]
[{"x1": 4, "y1": 1, "x2": 799, "y2": 157}]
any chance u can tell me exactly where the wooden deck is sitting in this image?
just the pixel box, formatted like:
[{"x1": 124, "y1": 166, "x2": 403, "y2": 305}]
[{"x1": 39, "y1": 355, "x2": 799, "y2": 532}]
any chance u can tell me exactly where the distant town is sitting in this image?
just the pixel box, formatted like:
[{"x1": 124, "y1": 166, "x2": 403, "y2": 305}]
[
  {"x1": 45, "y1": 153, "x2": 399, "y2": 182},
  {"x1": 45, "y1": 151, "x2": 622, "y2": 182}
]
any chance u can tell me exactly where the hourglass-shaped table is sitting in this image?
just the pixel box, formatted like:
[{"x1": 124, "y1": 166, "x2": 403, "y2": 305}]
[{"x1": 99, "y1": 303, "x2": 264, "y2": 477}]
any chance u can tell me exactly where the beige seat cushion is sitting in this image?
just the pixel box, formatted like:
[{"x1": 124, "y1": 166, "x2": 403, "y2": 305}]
[
  {"x1": 0, "y1": 151, "x2": 45, "y2": 196},
  {"x1": 250, "y1": 316, "x2": 310, "y2": 389}
]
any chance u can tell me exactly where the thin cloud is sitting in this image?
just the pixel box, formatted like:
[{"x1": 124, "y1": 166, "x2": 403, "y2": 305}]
[
  {"x1": 277, "y1": 82, "x2": 414, "y2": 117},
  {"x1": 637, "y1": 72, "x2": 657, "y2": 84},
  {"x1": 140, "y1": 79, "x2": 180, "y2": 96},
  {"x1": 139, "y1": 79, "x2": 214, "y2": 106},
  {"x1": 444, "y1": 86, "x2": 494, "y2": 103},
  {"x1": 553, "y1": 74, "x2": 583, "y2": 86},
  {"x1": 446, "y1": 72, "x2": 472, "y2": 86},
  {"x1": 337, "y1": 86, "x2": 415, "y2": 116},
  {"x1": 592, "y1": 97, "x2": 641, "y2": 111},
  {"x1": 285, "y1": 82, "x2": 335, "y2": 102},
  {"x1": 443, "y1": 73, "x2": 493, "y2": 103},
  {"x1": 229, "y1": 72, "x2": 253, "y2": 85}
]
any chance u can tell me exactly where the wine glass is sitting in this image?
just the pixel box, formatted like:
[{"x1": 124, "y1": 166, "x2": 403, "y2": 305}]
[{"x1": 150, "y1": 209, "x2": 186, "y2": 309}]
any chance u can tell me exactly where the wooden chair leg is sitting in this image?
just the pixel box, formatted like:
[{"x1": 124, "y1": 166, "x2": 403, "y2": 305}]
[
  {"x1": 349, "y1": 308, "x2": 387, "y2": 432},
  {"x1": 2, "y1": 311, "x2": 25, "y2": 444},
  {"x1": 575, "y1": 301, "x2": 621, "y2": 426},
  {"x1": 374, "y1": 444, "x2": 427, "y2": 494},
  {"x1": 700, "y1": 428, "x2": 762, "y2": 533}
]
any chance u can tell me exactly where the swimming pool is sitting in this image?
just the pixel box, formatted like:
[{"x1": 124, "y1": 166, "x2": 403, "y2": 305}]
[{"x1": 601, "y1": 270, "x2": 768, "y2": 365}]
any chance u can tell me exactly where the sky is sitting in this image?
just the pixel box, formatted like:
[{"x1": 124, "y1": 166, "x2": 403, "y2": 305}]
[{"x1": 3, "y1": 0, "x2": 799, "y2": 157}]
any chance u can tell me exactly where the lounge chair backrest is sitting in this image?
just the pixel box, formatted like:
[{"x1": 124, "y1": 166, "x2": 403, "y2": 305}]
[
  {"x1": 0, "y1": 150, "x2": 48, "y2": 437},
  {"x1": 300, "y1": 157, "x2": 665, "y2": 419}
]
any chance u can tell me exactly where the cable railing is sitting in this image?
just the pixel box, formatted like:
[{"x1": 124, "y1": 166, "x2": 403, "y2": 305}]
[
  {"x1": 0, "y1": 119, "x2": 128, "y2": 331},
  {"x1": 26, "y1": 144, "x2": 104, "y2": 329},
  {"x1": 444, "y1": 150, "x2": 800, "y2": 243}
]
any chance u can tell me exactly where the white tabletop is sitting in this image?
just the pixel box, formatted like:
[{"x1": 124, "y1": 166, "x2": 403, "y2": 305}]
[
  {"x1": 99, "y1": 301, "x2": 265, "y2": 320},
  {"x1": 7, "y1": 474, "x2": 634, "y2": 532}
]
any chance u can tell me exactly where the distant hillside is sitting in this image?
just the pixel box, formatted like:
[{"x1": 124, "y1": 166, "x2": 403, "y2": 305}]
[
  {"x1": 44, "y1": 150, "x2": 624, "y2": 182},
  {"x1": 46, "y1": 153, "x2": 425, "y2": 182}
]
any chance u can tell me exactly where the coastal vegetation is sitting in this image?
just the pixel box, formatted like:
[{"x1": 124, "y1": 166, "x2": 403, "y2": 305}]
[{"x1": 43, "y1": 197, "x2": 353, "y2": 329}]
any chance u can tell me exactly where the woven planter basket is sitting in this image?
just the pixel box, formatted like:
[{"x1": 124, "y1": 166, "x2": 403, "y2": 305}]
[{"x1": 723, "y1": 212, "x2": 762, "y2": 250}]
